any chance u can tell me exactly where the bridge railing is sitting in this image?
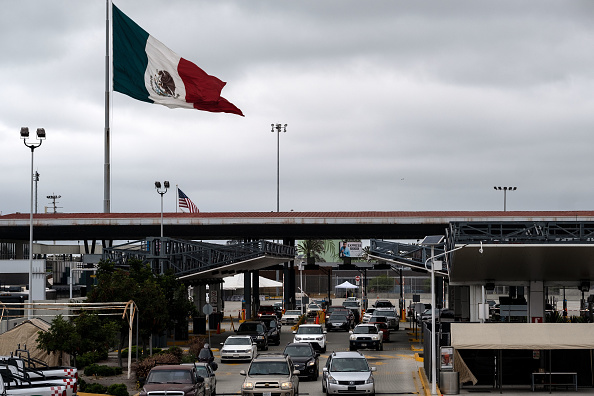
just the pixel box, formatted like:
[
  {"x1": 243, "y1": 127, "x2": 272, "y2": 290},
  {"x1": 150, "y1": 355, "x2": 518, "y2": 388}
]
[{"x1": 102, "y1": 238, "x2": 296, "y2": 276}]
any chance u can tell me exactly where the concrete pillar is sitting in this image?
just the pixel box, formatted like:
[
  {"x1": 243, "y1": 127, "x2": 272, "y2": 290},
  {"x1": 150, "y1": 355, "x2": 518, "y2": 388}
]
[
  {"x1": 283, "y1": 263, "x2": 292, "y2": 310},
  {"x1": 468, "y1": 285, "x2": 483, "y2": 322},
  {"x1": 529, "y1": 281, "x2": 545, "y2": 322},
  {"x1": 244, "y1": 272, "x2": 252, "y2": 320},
  {"x1": 253, "y1": 271, "x2": 260, "y2": 317},
  {"x1": 193, "y1": 284, "x2": 207, "y2": 315}
]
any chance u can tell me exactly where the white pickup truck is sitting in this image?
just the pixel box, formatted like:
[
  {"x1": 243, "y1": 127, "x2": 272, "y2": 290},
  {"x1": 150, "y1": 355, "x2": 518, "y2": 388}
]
[
  {"x1": 0, "y1": 371, "x2": 68, "y2": 396},
  {"x1": 0, "y1": 363, "x2": 76, "y2": 396}
]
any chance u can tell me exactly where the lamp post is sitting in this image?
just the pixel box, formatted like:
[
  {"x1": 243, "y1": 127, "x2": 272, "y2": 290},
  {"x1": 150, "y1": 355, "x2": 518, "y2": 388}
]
[
  {"x1": 494, "y1": 186, "x2": 517, "y2": 211},
  {"x1": 271, "y1": 124, "x2": 287, "y2": 212},
  {"x1": 21, "y1": 127, "x2": 45, "y2": 320},
  {"x1": 155, "y1": 181, "x2": 170, "y2": 237}
]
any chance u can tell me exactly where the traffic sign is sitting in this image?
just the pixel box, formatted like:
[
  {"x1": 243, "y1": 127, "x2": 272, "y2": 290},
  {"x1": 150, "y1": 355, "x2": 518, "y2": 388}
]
[
  {"x1": 355, "y1": 275, "x2": 360, "y2": 282},
  {"x1": 203, "y1": 303, "x2": 213, "y2": 315}
]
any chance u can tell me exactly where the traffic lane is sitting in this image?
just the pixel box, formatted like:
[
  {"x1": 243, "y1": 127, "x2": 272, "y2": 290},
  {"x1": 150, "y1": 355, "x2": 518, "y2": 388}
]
[{"x1": 213, "y1": 322, "x2": 421, "y2": 395}]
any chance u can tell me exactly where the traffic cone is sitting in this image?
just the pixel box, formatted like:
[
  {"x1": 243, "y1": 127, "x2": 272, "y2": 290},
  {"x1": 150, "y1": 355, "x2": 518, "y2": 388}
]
[
  {"x1": 315, "y1": 315, "x2": 319, "y2": 324},
  {"x1": 217, "y1": 322, "x2": 221, "y2": 334}
]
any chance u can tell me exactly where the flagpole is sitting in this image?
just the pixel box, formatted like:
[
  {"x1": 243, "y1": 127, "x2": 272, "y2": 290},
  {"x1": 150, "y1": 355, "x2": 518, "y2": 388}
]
[
  {"x1": 104, "y1": 0, "x2": 112, "y2": 213},
  {"x1": 176, "y1": 184, "x2": 179, "y2": 213}
]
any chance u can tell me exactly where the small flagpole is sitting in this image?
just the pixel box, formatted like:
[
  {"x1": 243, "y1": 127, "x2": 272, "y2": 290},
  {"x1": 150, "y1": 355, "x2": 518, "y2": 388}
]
[
  {"x1": 176, "y1": 184, "x2": 179, "y2": 213},
  {"x1": 103, "y1": 0, "x2": 112, "y2": 213}
]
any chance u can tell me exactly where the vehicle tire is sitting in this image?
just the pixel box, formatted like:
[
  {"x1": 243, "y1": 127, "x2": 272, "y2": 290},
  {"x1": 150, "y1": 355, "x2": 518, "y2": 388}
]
[
  {"x1": 380, "y1": 342, "x2": 384, "y2": 351},
  {"x1": 322, "y1": 345, "x2": 326, "y2": 353},
  {"x1": 264, "y1": 344, "x2": 269, "y2": 351},
  {"x1": 350, "y1": 346, "x2": 356, "y2": 351},
  {"x1": 322, "y1": 380, "x2": 326, "y2": 392},
  {"x1": 376, "y1": 343, "x2": 381, "y2": 351}
]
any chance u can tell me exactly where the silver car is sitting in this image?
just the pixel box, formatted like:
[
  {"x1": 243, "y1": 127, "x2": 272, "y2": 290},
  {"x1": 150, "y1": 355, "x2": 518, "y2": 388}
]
[
  {"x1": 374, "y1": 308, "x2": 400, "y2": 330},
  {"x1": 220, "y1": 335, "x2": 257, "y2": 362},
  {"x1": 190, "y1": 362, "x2": 217, "y2": 396},
  {"x1": 322, "y1": 351, "x2": 376, "y2": 396}
]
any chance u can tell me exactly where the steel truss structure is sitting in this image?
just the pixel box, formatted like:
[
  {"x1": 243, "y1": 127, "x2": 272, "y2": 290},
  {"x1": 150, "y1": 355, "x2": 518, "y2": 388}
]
[{"x1": 103, "y1": 237, "x2": 296, "y2": 279}]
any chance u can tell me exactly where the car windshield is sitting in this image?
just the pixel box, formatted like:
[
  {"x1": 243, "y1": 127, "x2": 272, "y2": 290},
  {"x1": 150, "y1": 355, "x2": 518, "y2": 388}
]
[
  {"x1": 285, "y1": 310, "x2": 301, "y2": 316},
  {"x1": 331, "y1": 358, "x2": 370, "y2": 372},
  {"x1": 226, "y1": 337, "x2": 251, "y2": 345},
  {"x1": 353, "y1": 326, "x2": 377, "y2": 334},
  {"x1": 240, "y1": 323, "x2": 264, "y2": 332},
  {"x1": 379, "y1": 310, "x2": 395, "y2": 317},
  {"x1": 284, "y1": 345, "x2": 313, "y2": 357},
  {"x1": 248, "y1": 362, "x2": 290, "y2": 376},
  {"x1": 297, "y1": 326, "x2": 322, "y2": 334},
  {"x1": 365, "y1": 308, "x2": 375, "y2": 314},
  {"x1": 195, "y1": 366, "x2": 209, "y2": 377},
  {"x1": 308, "y1": 304, "x2": 320, "y2": 309},
  {"x1": 147, "y1": 369, "x2": 193, "y2": 384},
  {"x1": 369, "y1": 316, "x2": 387, "y2": 322},
  {"x1": 343, "y1": 302, "x2": 359, "y2": 308},
  {"x1": 330, "y1": 315, "x2": 347, "y2": 321}
]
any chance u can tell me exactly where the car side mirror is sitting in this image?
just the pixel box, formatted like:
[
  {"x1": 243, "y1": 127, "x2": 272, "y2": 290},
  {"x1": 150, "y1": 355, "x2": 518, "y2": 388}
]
[
  {"x1": 293, "y1": 370, "x2": 300, "y2": 375},
  {"x1": 240, "y1": 370, "x2": 247, "y2": 376},
  {"x1": 349, "y1": 330, "x2": 353, "y2": 334},
  {"x1": 371, "y1": 367, "x2": 377, "y2": 372},
  {"x1": 322, "y1": 367, "x2": 328, "y2": 372},
  {"x1": 323, "y1": 330, "x2": 327, "y2": 334},
  {"x1": 220, "y1": 342, "x2": 224, "y2": 346},
  {"x1": 292, "y1": 330, "x2": 297, "y2": 334},
  {"x1": 196, "y1": 376, "x2": 205, "y2": 383}
]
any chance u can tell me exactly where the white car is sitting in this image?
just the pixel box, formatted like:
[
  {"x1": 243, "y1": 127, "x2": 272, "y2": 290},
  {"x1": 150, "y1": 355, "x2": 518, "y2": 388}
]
[
  {"x1": 362, "y1": 308, "x2": 376, "y2": 323},
  {"x1": 281, "y1": 309, "x2": 302, "y2": 325},
  {"x1": 220, "y1": 335, "x2": 257, "y2": 362},
  {"x1": 349, "y1": 324, "x2": 383, "y2": 351},
  {"x1": 293, "y1": 324, "x2": 327, "y2": 352},
  {"x1": 306, "y1": 303, "x2": 323, "y2": 317}
]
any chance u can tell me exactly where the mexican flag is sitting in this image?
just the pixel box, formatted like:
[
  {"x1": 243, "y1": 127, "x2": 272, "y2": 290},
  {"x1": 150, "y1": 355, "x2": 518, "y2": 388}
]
[{"x1": 112, "y1": 3, "x2": 243, "y2": 116}]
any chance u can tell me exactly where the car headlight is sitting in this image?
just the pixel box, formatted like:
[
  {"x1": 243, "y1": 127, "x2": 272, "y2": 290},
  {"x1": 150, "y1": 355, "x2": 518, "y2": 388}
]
[
  {"x1": 242, "y1": 382, "x2": 254, "y2": 390},
  {"x1": 257, "y1": 336, "x2": 264, "y2": 339},
  {"x1": 372, "y1": 335, "x2": 380, "y2": 340},
  {"x1": 295, "y1": 336, "x2": 301, "y2": 341},
  {"x1": 316, "y1": 336, "x2": 323, "y2": 341},
  {"x1": 307, "y1": 359, "x2": 315, "y2": 366},
  {"x1": 244, "y1": 348, "x2": 252, "y2": 353},
  {"x1": 365, "y1": 376, "x2": 374, "y2": 384},
  {"x1": 328, "y1": 375, "x2": 337, "y2": 384},
  {"x1": 350, "y1": 335, "x2": 356, "y2": 341},
  {"x1": 280, "y1": 382, "x2": 293, "y2": 390}
]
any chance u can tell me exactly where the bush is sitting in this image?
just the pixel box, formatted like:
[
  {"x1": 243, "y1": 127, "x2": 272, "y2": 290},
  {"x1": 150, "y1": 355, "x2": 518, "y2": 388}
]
[
  {"x1": 84, "y1": 364, "x2": 123, "y2": 377},
  {"x1": 107, "y1": 383, "x2": 129, "y2": 396},
  {"x1": 136, "y1": 353, "x2": 181, "y2": 379},
  {"x1": 167, "y1": 346, "x2": 183, "y2": 360},
  {"x1": 84, "y1": 383, "x2": 108, "y2": 394},
  {"x1": 76, "y1": 350, "x2": 109, "y2": 369},
  {"x1": 187, "y1": 336, "x2": 206, "y2": 361}
]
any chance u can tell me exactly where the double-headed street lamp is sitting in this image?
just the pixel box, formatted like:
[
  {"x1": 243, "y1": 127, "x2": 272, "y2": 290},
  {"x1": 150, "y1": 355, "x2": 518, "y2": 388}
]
[
  {"x1": 21, "y1": 127, "x2": 46, "y2": 319},
  {"x1": 271, "y1": 124, "x2": 287, "y2": 212},
  {"x1": 155, "y1": 181, "x2": 169, "y2": 238},
  {"x1": 494, "y1": 186, "x2": 517, "y2": 211}
]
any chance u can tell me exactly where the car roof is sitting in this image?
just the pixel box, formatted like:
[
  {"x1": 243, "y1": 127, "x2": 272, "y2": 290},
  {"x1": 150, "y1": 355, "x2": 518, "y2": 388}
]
[
  {"x1": 330, "y1": 351, "x2": 366, "y2": 359},
  {"x1": 227, "y1": 335, "x2": 252, "y2": 339},
  {"x1": 355, "y1": 323, "x2": 377, "y2": 328},
  {"x1": 151, "y1": 365, "x2": 194, "y2": 371},
  {"x1": 299, "y1": 323, "x2": 322, "y2": 327},
  {"x1": 253, "y1": 353, "x2": 290, "y2": 361},
  {"x1": 284, "y1": 342, "x2": 314, "y2": 348}
]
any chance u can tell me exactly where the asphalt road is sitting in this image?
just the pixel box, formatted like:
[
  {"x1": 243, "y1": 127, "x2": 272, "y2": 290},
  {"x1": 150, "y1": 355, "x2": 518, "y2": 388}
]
[{"x1": 211, "y1": 322, "x2": 422, "y2": 396}]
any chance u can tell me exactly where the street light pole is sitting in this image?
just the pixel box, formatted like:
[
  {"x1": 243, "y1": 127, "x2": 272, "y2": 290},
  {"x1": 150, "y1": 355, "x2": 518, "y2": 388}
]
[
  {"x1": 155, "y1": 181, "x2": 170, "y2": 237},
  {"x1": 21, "y1": 127, "x2": 45, "y2": 320},
  {"x1": 493, "y1": 186, "x2": 517, "y2": 211},
  {"x1": 271, "y1": 124, "x2": 287, "y2": 212}
]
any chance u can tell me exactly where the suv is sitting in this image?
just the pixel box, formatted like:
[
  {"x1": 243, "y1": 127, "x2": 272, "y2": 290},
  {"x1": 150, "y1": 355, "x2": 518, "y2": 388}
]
[
  {"x1": 373, "y1": 300, "x2": 394, "y2": 308},
  {"x1": 240, "y1": 353, "x2": 299, "y2": 396},
  {"x1": 293, "y1": 324, "x2": 327, "y2": 352},
  {"x1": 349, "y1": 323, "x2": 383, "y2": 351},
  {"x1": 283, "y1": 342, "x2": 319, "y2": 380},
  {"x1": 322, "y1": 351, "x2": 376, "y2": 396},
  {"x1": 374, "y1": 308, "x2": 399, "y2": 330},
  {"x1": 140, "y1": 364, "x2": 206, "y2": 396},
  {"x1": 236, "y1": 321, "x2": 269, "y2": 351}
]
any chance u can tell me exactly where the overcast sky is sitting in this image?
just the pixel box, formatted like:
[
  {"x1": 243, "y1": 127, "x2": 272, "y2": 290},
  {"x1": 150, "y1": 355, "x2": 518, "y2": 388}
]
[{"x1": 1, "y1": 0, "x2": 593, "y2": 215}]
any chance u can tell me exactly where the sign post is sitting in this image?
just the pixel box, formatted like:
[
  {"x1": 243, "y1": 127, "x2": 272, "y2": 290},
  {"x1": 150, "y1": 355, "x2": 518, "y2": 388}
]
[{"x1": 203, "y1": 303, "x2": 213, "y2": 347}]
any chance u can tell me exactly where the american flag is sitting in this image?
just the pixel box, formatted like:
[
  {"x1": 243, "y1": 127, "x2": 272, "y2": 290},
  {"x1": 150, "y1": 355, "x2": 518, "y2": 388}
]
[{"x1": 178, "y1": 188, "x2": 198, "y2": 213}]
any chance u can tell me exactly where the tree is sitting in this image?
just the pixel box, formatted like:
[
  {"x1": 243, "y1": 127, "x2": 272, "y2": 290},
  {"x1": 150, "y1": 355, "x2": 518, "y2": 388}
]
[
  {"x1": 297, "y1": 240, "x2": 326, "y2": 264},
  {"x1": 36, "y1": 313, "x2": 118, "y2": 367}
]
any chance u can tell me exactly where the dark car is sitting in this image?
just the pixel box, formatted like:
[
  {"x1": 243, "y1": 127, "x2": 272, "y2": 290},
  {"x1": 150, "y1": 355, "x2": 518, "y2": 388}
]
[
  {"x1": 326, "y1": 306, "x2": 355, "y2": 325},
  {"x1": 257, "y1": 305, "x2": 277, "y2": 318},
  {"x1": 258, "y1": 314, "x2": 281, "y2": 345},
  {"x1": 373, "y1": 300, "x2": 394, "y2": 308},
  {"x1": 341, "y1": 301, "x2": 361, "y2": 323},
  {"x1": 283, "y1": 342, "x2": 319, "y2": 381},
  {"x1": 326, "y1": 313, "x2": 351, "y2": 332},
  {"x1": 140, "y1": 364, "x2": 206, "y2": 396},
  {"x1": 236, "y1": 321, "x2": 269, "y2": 350}
]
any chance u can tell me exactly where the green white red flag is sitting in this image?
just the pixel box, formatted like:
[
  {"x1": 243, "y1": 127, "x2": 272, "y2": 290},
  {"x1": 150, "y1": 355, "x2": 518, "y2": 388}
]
[{"x1": 112, "y1": 3, "x2": 243, "y2": 116}]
